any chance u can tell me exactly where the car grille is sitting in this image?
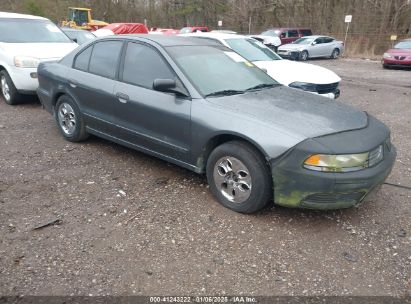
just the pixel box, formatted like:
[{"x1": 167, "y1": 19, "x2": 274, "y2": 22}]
[
  {"x1": 394, "y1": 56, "x2": 406, "y2": 60},
  {"x1": 302, "y1": 192, "x2": 366, "y2": 205},
  {"x1": 316, "y1": 82, "x2": 339, "y2": 94}
]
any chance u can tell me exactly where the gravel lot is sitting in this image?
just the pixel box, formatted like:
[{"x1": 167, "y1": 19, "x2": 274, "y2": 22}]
[{"x1": 0, "y1": 58, "x2": 410, "y2": 297}]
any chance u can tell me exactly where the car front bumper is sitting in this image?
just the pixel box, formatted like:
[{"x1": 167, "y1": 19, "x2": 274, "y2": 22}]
[
  {"x1": 8, "y1": 66, "x2": 39, "y2": 93},
  {"x1": 382, "y1": 58, "x2": 411, "y2": 67},
  {"x1": 277, "y1": 50, "x2": 302, "y2": 60},
  {"x1": 270, "y1": 116, "x2": 396, "y2": 210}
]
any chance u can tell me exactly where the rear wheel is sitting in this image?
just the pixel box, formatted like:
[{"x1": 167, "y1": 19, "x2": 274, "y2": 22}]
[
  {"x1": 55, "y1": 95, "x2": 89, "y2": 142},
  {"x1": 330, "y1": 48, "x2": 340, "y2": 59},
  {"x1": 0, "y1": 70, "x2": 22, "y2": 105},
  {"x1": 299, "y1": 50, "x2": 309, "y2": 61},
  {"x1": 206, "y1": 141, "x2": 272, "y2": 213}
]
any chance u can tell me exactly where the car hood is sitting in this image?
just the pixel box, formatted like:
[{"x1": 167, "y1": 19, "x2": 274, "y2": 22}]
[
  {"x1": 0, "y1": 43, "x2": 78, "y2": 60},
  {"x1": 206, "y1": 86, "x2": 367, "y2": 139},
  {"x1": 253, "y1": 60, "x2": 341, "y2": 86},
  {"x1": 385, "y1": 48, "x2": 411, "y2": 56},
  {"x1": 278, "y1": 43, "x2": 307, "y2": 51}
]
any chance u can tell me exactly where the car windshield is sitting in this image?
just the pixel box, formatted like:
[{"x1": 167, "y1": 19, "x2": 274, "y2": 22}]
[
  {"x1": 167, "y1": 45, "x2": 278, "y2": 97},
  {"x1": 225, "y1": 38, "x2": 282, "y2": 62},
  {"x1": 261, "y1": 30, "x2": 280, "y2": 37},
  {"x1": 293, "y1": 37, "x2": 315, "y2": 44},
  {"x1": 0, "y1": 18, "x2": 72, "y2": 43},
  {"x1": 64, "y1": 30, "x2": 95, "y2": 44},
  {"x1": 394, "y1": 41, "x2": 411, "y2": 49}
]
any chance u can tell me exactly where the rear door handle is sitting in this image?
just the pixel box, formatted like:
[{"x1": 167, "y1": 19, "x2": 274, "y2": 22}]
[
  {"x1": 116, "y1": 92, "x2": 129, "y2": 103},
  {"x1": 68, "y1": 79, "x2": 78, "y2": 88}
]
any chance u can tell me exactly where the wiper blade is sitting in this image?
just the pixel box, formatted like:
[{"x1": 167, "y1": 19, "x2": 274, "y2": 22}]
[
  {"x1": 246, "y1": 83, "x2": 279, "y2": 91},
  {"x1": 205, "y1": 90, "x2": 245, "y2": 98}
]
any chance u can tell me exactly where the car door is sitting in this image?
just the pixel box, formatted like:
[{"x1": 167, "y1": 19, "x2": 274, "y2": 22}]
[
  {"x1": 68, "y1": 40, "x2": 124, "y2": 133},
  {"x1": 113, "y1": 41, "x2": 192, "y2": 162},
  {"x1": 310, "y1": 37, "x2": 325, "y2": 57},
  {"x1": 322, "y1": 37, "x2": 335, "y2": 56}
]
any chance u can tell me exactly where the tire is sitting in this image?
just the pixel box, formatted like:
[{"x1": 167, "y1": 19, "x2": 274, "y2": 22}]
[
  {"x1": 206, "y1": 141, "x2": 272, "y2": 213},
  {"x1": 383, "y1": 64, "x2": 390, "y2": 69},
  {"x1": 330, "y1": 48, "x2": 340, "y2": 59},
  {"x1": 0, "y1": 70, "x2": 22, "y2": 105},
  {"x1": 55, "y1": 95, "x2": 89, "y2": 142},
  {"x1": 299, "y1": 50, "x2": 309, "y2": 61}
]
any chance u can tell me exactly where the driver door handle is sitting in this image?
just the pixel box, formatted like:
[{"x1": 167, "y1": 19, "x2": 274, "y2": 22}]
[{"x1": 116, "y1": 92, "x2": 129, "y2": 104}]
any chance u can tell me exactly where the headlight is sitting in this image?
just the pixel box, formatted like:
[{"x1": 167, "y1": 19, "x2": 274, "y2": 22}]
[
  {"x1": 304, "y1": 145, "x2": 383, "y2": 172},
  {"x1": 383, "y1": 53, "x2": 392, "y2": 59},
  {"x1": 14, "y1": 56, "x2": 40, "y2": 68},
  {"x1": 289, "y1": 81, "x2": 318, "y2": 92}
]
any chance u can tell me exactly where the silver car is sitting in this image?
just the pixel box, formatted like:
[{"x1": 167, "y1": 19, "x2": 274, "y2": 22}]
[{"x1": 278, "y1": 35, "x2": 344, "y2": 61}]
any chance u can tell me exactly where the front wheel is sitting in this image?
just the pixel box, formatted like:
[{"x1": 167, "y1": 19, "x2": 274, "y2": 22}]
[
  {"x1": 299, "y1": 50, "x2": 309, "y2": 61},
  {"x1": 55, "y1": 95, "x2": 89, "y2": 142},
  {"x1": 206, "y1": 141, "x2": 272, "y2": 213},
  {"x1": 330, "y1": 48, "x2": 340, "y2": 59},
  {"x1": 0, "y1": 70, "x2": 22, "y2": 105}
]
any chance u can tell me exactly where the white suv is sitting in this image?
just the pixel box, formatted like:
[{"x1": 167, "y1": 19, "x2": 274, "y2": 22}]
[{"x1": 0, "y1": 12, "x2": 78, "y2": 105}]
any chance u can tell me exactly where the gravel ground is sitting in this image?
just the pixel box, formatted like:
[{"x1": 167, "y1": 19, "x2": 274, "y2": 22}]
[{"x1": 0, "y1": 58, "x2": 410, "y2": 297}]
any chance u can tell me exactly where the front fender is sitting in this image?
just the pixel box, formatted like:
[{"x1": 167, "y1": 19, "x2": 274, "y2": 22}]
[{"x1": 190, "y1": 99, "x2": 305, "y2": 170}]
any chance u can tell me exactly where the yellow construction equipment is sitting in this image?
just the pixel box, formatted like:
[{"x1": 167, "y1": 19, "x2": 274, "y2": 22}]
[{"x1": 60, "y1": 7, "x2": 108, "y2": 31}]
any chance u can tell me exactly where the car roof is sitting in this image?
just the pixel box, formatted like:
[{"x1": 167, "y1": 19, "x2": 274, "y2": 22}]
[
  {"x1": 0, "y1": 11, "x2": 48, "y2": 20},
  {"x1": 180, "y1": 32, "x2": 250, "y2": 41},
  {"x1": 301, "y1": 35, "x2": 332, "y2": 39},
  {"x1": 101, "y1": 34, "x2": 221, "y2": 47}
]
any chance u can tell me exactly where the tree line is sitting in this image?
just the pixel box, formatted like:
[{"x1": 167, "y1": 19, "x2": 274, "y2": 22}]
[{"x1": 1, "y1": 0, "x2": 410, "y2": 55}]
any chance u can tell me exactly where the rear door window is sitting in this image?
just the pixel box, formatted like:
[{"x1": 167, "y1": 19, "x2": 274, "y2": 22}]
[
  {"x1": 121, "y1": 42, "x2": 175, "y2": 89},
  {"x1": 287, "y1": 30, "x2": 299, "y2": 38},
  {"x1": 300, "y1": 29, "x2": 312, "y2": 36},
  {"x1": 315, "y1": 38, "x2": 324, "y2": 44},
  {"x1": 88, "y1": 40, "x2": 123, "y2": 79}
]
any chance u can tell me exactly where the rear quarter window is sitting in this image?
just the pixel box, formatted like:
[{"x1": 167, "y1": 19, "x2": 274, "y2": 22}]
[
  {"x1": 287, "y1": 30, "x2": 299, "y2": 37},
  {"x1": 73, "y1": 46, "x2": 92, "y2": 71}
]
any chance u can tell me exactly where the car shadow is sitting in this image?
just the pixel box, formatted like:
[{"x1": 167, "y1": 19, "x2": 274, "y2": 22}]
[{"x1": 84, "y1": 135, "x2": 375, "y2": 227}]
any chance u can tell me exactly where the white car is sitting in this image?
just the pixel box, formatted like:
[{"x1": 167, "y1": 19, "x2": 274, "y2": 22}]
[
  {"x1": 181, "y1": 33, "x2": 341, "y2": 99},
  {"x1": 0, "y1": 12, "x2": 78, "y2": 105},
  {"x1": 247, "y1": 34, "x2": 281, "y2": 51}
]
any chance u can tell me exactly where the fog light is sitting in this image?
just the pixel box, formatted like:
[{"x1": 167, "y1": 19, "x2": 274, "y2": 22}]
[{"x1": 30, "y1": 72, "x2": 38, "y2": 79}]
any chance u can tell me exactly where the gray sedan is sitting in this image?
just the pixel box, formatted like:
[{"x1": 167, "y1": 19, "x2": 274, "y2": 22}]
[
  {"x1": 278, "y1": 35, "x2": 344, "y2": 61},
  {"x1": 37, "y1": 35, "x2": 395, "y2": 213}
]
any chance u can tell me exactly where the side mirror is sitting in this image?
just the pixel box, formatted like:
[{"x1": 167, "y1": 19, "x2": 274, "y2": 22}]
[
  {"x1": 152, "y1": 78, "x2": 190, "y2": 98},
  {"x1": 72, "y1": 38, "x2": 78, "y2": 43},
  {"x1": 153, "y1": 79, "x2": 176, "y2": 92},
  {"x1": 312, "y1": 41, "x2": 317, "y2": 45}
]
